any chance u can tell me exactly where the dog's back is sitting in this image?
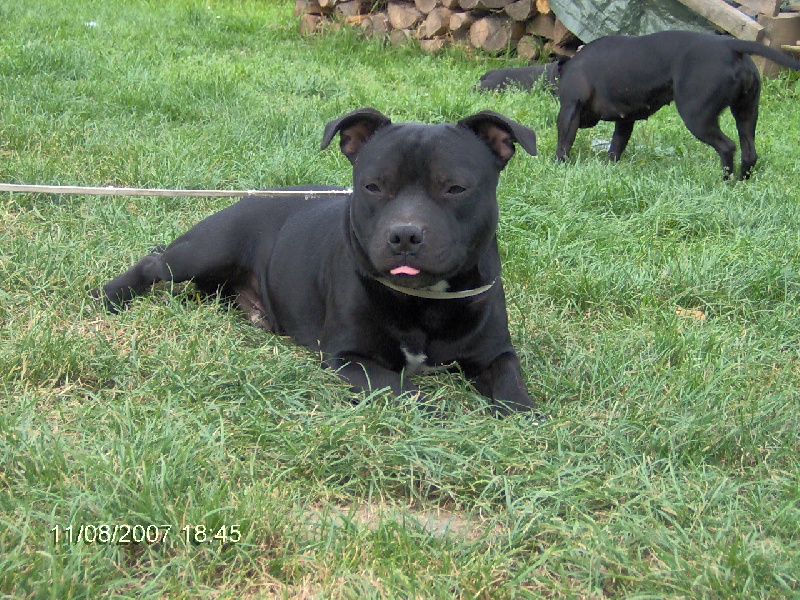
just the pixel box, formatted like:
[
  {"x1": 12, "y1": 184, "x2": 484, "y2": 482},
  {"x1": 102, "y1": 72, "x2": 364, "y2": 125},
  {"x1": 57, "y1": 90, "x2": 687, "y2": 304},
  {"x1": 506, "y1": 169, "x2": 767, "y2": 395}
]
[
  {"x1": 560, "y1": 32, "x2": 695, "y2": 94},
  {"x1": 563, "y1": 31, "x2": 800, "y2": 84}
]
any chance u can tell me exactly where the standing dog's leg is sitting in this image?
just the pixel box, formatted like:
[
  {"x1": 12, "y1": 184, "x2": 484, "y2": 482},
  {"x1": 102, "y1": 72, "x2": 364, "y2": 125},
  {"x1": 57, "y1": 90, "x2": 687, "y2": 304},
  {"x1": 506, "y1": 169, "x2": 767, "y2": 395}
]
[
  {"x1": 674, "y1": 62, "x2": 739, "y2": 180},
  {"x1": 556, "y1": 101, "x2": 583, "y2": 161},
  {"x1": 678, "y1": 107, "x2": 737, "y2": 179},
  {"x1": 608, "y1": 119, "x2": 636, "y2": 161},
  {"x1": 733, "y1": 104, "x2": 759, "y2": 179},
  {"x1": 731, "y1": 84, "x2": 760, "y2": 180}
]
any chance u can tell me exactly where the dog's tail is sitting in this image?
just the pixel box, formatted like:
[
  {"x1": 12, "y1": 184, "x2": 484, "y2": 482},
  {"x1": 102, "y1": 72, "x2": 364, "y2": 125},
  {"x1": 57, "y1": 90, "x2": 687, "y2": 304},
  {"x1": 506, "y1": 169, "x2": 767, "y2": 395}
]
[{"x1": 727, "y1": 39, "x2": 800, "y2": 71}]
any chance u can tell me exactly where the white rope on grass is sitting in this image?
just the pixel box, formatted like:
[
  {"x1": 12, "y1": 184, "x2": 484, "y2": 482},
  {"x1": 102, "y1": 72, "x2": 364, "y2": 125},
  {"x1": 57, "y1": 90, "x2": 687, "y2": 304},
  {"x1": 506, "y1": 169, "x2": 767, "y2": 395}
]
[{"x1": 0, "y1": 183, "x2": 353, "y2": 197}]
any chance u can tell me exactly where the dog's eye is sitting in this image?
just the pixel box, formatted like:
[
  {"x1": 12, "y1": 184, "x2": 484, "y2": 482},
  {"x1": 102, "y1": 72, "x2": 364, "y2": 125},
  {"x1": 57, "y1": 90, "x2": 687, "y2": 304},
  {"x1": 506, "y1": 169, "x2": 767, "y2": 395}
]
[
  {"x1": 446, "y1": 185, "x2": 467, "y2": 195},
  {"x1": 365, "y1": 183, "x2": 381, "y2": 194}
]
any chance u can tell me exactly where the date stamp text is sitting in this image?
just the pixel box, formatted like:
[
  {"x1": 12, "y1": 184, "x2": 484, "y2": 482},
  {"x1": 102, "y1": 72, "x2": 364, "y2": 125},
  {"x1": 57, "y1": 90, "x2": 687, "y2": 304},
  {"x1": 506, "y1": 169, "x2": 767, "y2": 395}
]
[{"x1": 51, "y1": 523, "x2": 241, "y2": 546}]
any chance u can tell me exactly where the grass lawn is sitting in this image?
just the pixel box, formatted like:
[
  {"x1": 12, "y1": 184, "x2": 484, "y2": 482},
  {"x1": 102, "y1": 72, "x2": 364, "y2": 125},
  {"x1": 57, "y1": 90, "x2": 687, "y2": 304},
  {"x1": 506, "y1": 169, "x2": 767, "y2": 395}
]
[{"x1": 1, "y1": 0, "x2": 799, "y2": 597}]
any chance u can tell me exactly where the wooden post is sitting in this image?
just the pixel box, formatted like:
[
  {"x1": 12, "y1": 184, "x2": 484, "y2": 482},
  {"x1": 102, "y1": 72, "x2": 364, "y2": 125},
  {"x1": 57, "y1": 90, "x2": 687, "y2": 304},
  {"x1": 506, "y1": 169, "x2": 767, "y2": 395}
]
[
  {"x1": 673, "y1": 0, "x2": 764, "y2": 41},
  {"x1": 737, "y1": 0, "x2": 781, "y2": 18}
]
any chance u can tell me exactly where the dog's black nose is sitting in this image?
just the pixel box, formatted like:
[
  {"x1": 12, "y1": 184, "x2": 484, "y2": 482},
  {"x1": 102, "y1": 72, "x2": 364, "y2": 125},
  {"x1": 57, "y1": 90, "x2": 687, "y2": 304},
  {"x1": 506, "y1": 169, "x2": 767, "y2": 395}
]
[{"x1": 388, "y1": 225, "x2": 424, "y2": 253}]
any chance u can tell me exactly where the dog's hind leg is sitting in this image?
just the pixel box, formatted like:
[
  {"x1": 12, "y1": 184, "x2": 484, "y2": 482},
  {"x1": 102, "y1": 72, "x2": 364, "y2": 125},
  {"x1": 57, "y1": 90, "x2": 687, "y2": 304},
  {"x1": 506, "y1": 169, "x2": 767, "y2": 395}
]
[
  {"x1": 95, "y1": 231, "x2": 243, "y2": 312},
  {"x1": 731, "y1": 86, "x2": 760, "y2": 180},
  {"x1": 675, "y1": 66, "x2": 739, "y2": 179},
  {"x1": 679, "y1": 108, "x2": 737, "y2": 179},
  {"x1": 94, "y1": 251, "x2": 176, "y2": 311},
  {"x1": 609, "y1": 119, "x2": 635, "y2": 161}
]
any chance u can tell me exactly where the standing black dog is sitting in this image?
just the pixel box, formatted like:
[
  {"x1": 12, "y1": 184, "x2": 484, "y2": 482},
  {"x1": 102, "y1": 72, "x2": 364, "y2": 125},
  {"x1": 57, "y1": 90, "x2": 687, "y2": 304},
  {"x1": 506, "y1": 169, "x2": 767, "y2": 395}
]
[
  {"x1": 555, "y1": 30, "x2": 800, "y2": 179},
  {"x1": 94, "y1": 108, "x2": 542, "y2": 417}
]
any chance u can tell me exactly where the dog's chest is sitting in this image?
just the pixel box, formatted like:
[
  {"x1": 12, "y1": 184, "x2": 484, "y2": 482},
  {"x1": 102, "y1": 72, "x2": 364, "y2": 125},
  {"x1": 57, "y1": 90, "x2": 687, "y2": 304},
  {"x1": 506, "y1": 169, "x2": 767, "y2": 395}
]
[
  {"x1": 387, "y1": 299, "x2": 481, "y2": 373},
  {"x1": 396, "y1": 319, "x2": 465, "y2": 375},
  {"x1": 401, "y1": 347, "x2": 429, "y2": 373},
  {"x1": 400, "y1": 346, "x2": 452, "y2": 374}
]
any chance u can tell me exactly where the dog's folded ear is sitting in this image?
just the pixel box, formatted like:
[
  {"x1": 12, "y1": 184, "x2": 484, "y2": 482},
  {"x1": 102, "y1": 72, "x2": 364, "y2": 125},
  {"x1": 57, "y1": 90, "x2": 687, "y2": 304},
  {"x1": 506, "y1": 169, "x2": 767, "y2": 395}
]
[
  {"x1": 458, "y1": 111, "x2": 537, "y2": 167},
  {"x1": 321, "y1": 107, "x2": 392, "y2": 163}
]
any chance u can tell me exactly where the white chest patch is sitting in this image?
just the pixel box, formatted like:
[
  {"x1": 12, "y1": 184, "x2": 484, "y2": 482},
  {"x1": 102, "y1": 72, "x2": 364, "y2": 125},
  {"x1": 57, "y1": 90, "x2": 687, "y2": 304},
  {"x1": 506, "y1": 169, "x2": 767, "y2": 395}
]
[
  {"x1": 401, "y1": 347, "x2": 428, "y2": 374},
  {"x1": 425, "y1": 280, "x2": 450, "y2": 293}
]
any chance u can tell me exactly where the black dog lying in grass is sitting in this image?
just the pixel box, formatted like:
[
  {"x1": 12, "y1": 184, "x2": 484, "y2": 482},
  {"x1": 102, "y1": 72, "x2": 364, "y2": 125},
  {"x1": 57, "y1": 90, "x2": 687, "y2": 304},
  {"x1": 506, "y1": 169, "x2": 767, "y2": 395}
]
[
  {"x1": 554, "y1": 30, "x2": 800, "y2": 179},
  {"x1": 93, "y1": 108, "x2": 543, "y2": 418},
  {"x1": 478, "y1": 62, "x2": 561, "y2": 94}
]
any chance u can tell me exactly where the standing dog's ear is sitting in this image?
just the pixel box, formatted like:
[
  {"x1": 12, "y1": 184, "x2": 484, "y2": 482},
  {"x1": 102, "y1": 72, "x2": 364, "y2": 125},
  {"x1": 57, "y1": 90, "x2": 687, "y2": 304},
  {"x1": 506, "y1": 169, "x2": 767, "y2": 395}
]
[
  {"x1": 321, "y1": 107, "x2": 392, "y2": 163},
  {"x1": 458, "y1": 111, "x2": 537, "y2": 168}
]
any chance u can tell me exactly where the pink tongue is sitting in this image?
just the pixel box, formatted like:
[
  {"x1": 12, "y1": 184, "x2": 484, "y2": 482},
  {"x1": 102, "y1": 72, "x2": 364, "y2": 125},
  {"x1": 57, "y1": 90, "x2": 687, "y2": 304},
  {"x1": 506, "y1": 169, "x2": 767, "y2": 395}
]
[{"x1": 390, "y1": 265, "x2": 420, "y2": 276}]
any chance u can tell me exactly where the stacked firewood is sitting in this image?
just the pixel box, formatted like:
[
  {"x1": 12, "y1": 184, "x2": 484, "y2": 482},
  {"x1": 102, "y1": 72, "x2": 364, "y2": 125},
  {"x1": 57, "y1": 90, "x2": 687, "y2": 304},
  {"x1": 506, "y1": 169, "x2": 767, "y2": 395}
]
[{"x1": 295, "y1": 0, "x2": 581, "y2": 58}]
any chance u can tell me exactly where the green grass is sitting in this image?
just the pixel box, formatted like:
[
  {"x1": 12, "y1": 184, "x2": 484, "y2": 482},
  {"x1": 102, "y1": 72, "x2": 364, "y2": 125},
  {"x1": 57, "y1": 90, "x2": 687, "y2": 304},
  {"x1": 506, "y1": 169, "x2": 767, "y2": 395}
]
[{"x1": 2, "y1": 0, "x2": 799, "y2": 597}]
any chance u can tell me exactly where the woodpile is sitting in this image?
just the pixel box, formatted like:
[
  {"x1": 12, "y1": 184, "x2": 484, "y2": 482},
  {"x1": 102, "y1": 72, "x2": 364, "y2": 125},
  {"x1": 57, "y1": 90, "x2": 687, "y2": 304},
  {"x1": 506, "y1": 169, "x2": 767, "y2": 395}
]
[{"x1": 294, "y1": 0, "x2": 581, "y2": 58}]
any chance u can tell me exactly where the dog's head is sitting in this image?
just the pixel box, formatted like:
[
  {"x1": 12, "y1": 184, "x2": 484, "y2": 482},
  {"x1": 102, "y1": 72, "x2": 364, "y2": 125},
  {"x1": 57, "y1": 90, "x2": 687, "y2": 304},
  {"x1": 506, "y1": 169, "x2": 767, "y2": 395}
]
[{"x1": 321, "y1": 108, "x2": 537, "y2": 290}]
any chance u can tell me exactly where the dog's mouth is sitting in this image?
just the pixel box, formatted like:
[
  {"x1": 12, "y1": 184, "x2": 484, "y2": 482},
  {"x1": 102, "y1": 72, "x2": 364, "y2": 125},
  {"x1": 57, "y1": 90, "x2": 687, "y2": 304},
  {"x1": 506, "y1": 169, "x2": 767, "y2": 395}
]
[
  {"x1": 386, "y1": 264, "x2": 430, "y2": 288},
  {"x1": 389, "y1": 265, "x2": 421, "y2": 276},
  {"x1": 382, "y1": 262, "x2": 445, "y2": 290}
]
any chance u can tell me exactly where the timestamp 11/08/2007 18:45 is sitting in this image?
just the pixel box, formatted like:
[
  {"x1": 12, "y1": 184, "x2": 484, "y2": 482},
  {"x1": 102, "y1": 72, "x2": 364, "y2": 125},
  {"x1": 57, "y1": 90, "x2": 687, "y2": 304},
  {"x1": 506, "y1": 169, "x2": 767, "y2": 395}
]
[{"x1": 51, "y1": 523, "x2": 242, "y2": 546}]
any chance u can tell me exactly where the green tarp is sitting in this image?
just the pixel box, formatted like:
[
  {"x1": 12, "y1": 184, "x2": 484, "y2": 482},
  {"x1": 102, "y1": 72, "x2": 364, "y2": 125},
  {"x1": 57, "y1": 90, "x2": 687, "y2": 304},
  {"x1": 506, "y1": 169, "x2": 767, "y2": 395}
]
[{"x1": 548, "y1": 0, "x2": 713, "y2": 42}]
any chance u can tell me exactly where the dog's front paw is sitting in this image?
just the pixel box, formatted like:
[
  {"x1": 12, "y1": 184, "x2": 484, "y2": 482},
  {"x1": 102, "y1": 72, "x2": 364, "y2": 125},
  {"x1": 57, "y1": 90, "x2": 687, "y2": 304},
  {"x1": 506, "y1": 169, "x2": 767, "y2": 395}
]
[
  {"x1": 491, "y1": 397, "x2": 548, "y2": 422},
  {"x1": 413, "y1": 391, "x2": 446, "y2": 418}
]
